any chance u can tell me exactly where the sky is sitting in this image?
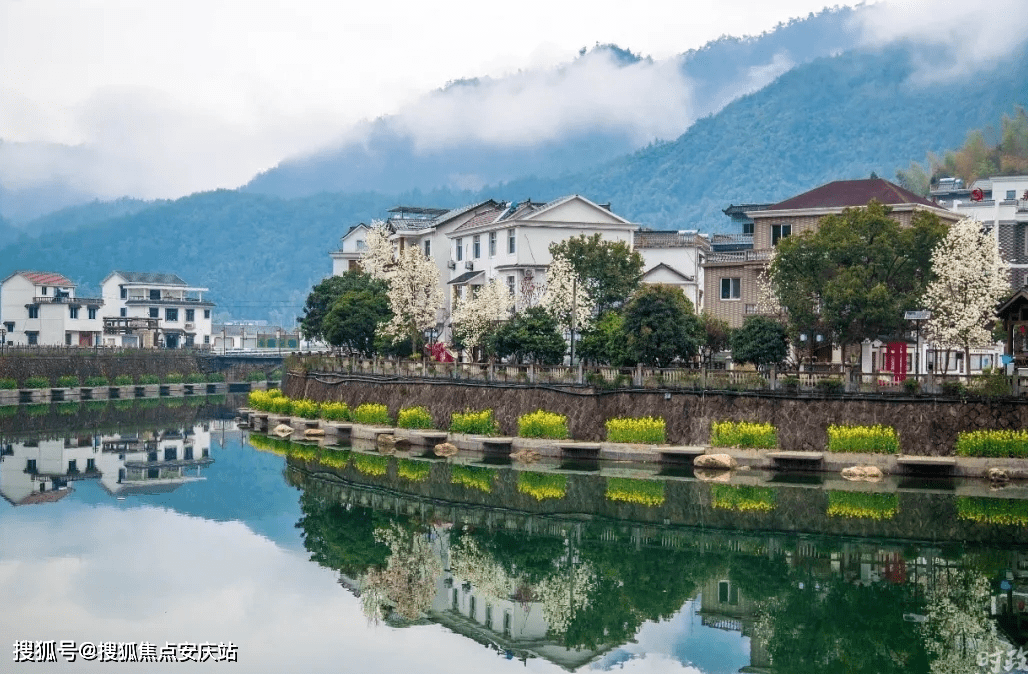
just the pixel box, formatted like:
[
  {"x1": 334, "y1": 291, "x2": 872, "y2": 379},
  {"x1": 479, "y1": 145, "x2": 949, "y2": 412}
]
[{"x1": 0, "y1": 0, "x2": 1026, "y2": 202}]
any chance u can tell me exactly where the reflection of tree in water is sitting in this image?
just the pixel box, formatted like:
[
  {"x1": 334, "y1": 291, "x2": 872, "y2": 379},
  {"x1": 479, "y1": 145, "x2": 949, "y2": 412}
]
[
  {"x1": 295, "y1": 491, "x2": 391, "y2": 577},
  {"x1": 361, "y1": 523, "x2": 443, "y2": 623},
  {"x1": 921, "y1": 566, "x2": 1002, "y2": 674}
]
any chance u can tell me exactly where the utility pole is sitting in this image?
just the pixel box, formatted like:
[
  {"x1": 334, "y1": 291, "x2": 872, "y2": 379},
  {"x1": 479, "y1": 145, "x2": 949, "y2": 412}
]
[{"x1": 570, "y1": 277, "x2": 577, "y2": 366}]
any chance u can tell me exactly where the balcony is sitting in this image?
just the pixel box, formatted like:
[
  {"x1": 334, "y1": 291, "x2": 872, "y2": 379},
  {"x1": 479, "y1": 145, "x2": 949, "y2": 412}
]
[
  {"x1": 705, "y1": 249, "x2": 773, "y2": 265},
  {"x1": 33, "y1": 296, "x2": 104, "y2": 306},
  {"x1": 124, "y1": 297, "x2": 212, "y2": 306}
]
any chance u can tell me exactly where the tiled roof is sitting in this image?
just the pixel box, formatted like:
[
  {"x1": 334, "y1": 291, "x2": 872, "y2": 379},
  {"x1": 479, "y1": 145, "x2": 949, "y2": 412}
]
[
  {"x1": 767, "y1": 178, "x2": 938, "y2": 211},
  {"x1": 451, "y1": 207, "x2": 506, "y2": 233},
  {"x1": 17, "y1": 487, "x2": 74, "y2": 506},
  {"x1": 16, "y1": 271, "x2": 76, "y2": 286},
  {"x1": 634, "y1": 231, "x2": 710, "y2": 248},
  {"x1": 447, "y1": 270, "x2": 485, "y2": 285},
  {"x1": 114, "y1": 271, "x2": 188, "y2": 286},
  {"x1": 431, "y1": 200, "x2": 500, "y2": 226}
]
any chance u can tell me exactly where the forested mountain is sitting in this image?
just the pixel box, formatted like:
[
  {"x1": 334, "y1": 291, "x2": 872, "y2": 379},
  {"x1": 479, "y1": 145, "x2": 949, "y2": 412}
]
[{"x1": 8, "y1": 198, "x2": 158, "y2": 239}]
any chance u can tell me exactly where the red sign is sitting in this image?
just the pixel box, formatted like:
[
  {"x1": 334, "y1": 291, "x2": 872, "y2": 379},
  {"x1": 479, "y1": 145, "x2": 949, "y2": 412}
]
[{"x1": 971, "y1": 188, "x2": 985, "y2": 202}]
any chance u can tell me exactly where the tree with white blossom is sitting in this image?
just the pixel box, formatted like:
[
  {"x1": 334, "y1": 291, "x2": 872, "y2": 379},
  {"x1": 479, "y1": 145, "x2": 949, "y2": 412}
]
[
  {"x1": 380, "y1": 246, "x2": 444, "y2": 355},
  {"x1": 451, "y1": 277, "x2": 513, "y2": 356},
  {"x1": 360, "y1": 220, "x2": 395, "y2": 281},
  {"x1": 541, "y1": 254, "x2": 594, "y2": 358},
  {"x1": 921, "y1": 217, "x2": 1009, "y2": 379}
]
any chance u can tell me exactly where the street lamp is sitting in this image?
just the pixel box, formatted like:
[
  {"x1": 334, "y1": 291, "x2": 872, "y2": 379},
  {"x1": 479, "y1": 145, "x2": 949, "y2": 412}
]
[{"x1": 904, "y1": 310, "x2": 931, "y2": 380}]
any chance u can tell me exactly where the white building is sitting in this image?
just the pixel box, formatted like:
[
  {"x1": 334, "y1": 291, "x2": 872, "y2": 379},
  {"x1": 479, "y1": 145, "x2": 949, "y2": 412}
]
[
  {"x1": 0, "y1": 271, "x2": 105, "y2": 346},
  {"x1": 634, "y1": 230, "x2": 711, "y2": 309},
  {"x1": 101, "y1": 271, "x2": 215, "y2": 349}
]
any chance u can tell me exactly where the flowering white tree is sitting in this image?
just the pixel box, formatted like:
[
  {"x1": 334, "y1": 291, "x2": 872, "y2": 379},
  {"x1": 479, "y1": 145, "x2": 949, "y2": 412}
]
[
  {"x1": 921, "y1": 218, "x2": 1009, "y2": 378},
  {"x1": 451, "y1": 277, "x2": 513, "y2": 353},
  {"x1": 541, "y1": 254, "x2": 594, "y2": 355},
  {"x1": 360, "y1": 220, "x2": 395, "y2": 281},
  {"x1": 360, "y1": 523, "x2": 443, "y2": 623},
  {"x1": 380, "y1": 246, "x2": 444, "y2": 353}
]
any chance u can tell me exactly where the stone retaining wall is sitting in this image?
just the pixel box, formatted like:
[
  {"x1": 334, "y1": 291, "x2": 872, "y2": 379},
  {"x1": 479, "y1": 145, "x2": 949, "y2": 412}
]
[{"x1": 285, "y1": 372, "x2": 1028, "y2": 456}]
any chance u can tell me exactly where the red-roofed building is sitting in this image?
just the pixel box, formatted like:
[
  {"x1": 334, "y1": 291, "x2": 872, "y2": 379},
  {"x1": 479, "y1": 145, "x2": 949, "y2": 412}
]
[
  {"x1": 704, "y1": 178, "x2": 960, "y2": 331},
  {"x1": 1, "y1": 271, "x2": 105, "y2": 346}
]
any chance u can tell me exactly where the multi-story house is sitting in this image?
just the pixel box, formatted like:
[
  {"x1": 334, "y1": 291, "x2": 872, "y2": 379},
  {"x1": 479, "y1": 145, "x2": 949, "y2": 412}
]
[
  {"x1": 0, "y1": 271, "x2": 105, "y2": 346},
  {"x1": 704, "y1": 178, "x2": 960, "y2": 331},
  {"x1": 634, "y1": 229, "x2": 711, "y2": 309},
  {"x1": 101, "y1": 271, "x2": 215, "y2": 349},
  {"x1": 931, "y1": 174, "x2": 1028, "y2": 287}
]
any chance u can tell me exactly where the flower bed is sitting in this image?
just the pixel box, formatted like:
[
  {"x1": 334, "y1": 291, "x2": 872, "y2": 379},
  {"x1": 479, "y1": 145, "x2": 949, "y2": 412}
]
[
  {"x1": 605, "y1": 416, "x2": 666, "y2": 444},
  {"x1": 955, "y1": 429, "x2": 1028, "y2": 458},
  {"x1": 320, "y1": 401, "x2": 351, "y2": 421},
  {"x1": 710, "y1": 485, "x2": 775, "y2": 512},
  {"x1": 605, "y1": 477, "x2": 665, "y2": 506},
  {"x1": 397, "y1": 459, "x2": 431, "y2": 482},
  {"x1": 290, "y1": 399, "x2": 321, "y2": 419},
  {"x1": 710, "y1": 420, "x2": 777, "y2": 449},
  {"x1": 397, "y1": 406, "x2": 434, "y2": 429},
  {"x1": 450, "y1": 464, "x2": 497, "y2": 493},
  {"x1": 517, "y1": 410, "x2": 569, "y2": 439},
  {"x1": 826, "y1": 491, "x2": 898, "y2": 520},
  {"x1": 957, "y1": 497, "x2": 1028, "y2": 526},
  {"x1": 352, "y1": 403, "x2": 391, "y2": 426},
  {"x1": 450, "y1": 409, "x2": 499, "y2": 435},
  {"x1": 827, "y1": 424, "x2": 899, "y2": 454},
  {"x1": 516, "y1": 472, "x2": 567, "y2": 501}
]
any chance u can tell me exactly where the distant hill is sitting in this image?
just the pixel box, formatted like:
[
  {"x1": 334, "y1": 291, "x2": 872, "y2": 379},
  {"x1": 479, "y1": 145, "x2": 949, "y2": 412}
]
[{"x1": 14, "y1": 198, "x2": 158, "y2": 238}]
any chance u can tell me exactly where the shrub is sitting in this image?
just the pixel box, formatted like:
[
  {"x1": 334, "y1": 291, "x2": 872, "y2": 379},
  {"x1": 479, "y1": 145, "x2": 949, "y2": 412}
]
[
  {"x1": 84, "y1": 376, "x2": 109, "y2": 387},
  {"x1": 267, "y1": 388, "x2": 284, "y2": 398},
  {"x1": 397, "y1": 406, "x2": 434, "y2": 429},
  {"x1": 352, "y1": 403, "x2": 391, "y2": 425},
  {"x1": 605, "y1": 477, "x2": 665, "y2": 506},
  {"x1": 940, "y1": 380, "x2": 966, "y2": 397},
  {"x1": 248, "y1": 389, "x2": 273, "y2": 411},
  {"x1": 320, "y1": 401, "x2": 351, "y2": 422},
  {"x1": 206, "y1": 373, "x2": 225, "y2": 383},
  {"x1": 710, "y1": 485, "x2": 775, "y2": 512},
  {"x1": 957, "y1": 497, "x2": 1028, "y2": 526},
  {"x1": 184, "y1": 373, "x2": 206, "y2": 384},
  {"x1": 605, "y1": 416, "x2": 666, "y2": 444},
  {"x1": 450, "y1": 409, "x2": 499, "y2": 435},
  {"x1": 113, "y1": 375, "x2": 133, "y2": 386},
  {"x1": 269, "y1": 396, "x2": 293, "y2": 415},
  {"x1": 352, "y1": 452, "x2": 389, "y2": 476},
  {"x1": 55, "y1": 375, "x2": 80, "y2": 388},
  {"x1": 516, "y1": 472, "x2": 567, "y2": 501},
  {"x1": 23, "y1": 376, "x2": 50, "y2": 389},
  {"x1": 815, "y1": 378, "x2": 844, "y2": 395},
  {"x1": 780, "y1": 375, "x2": 800, "y2": 393},
  {"x1": 826, "y1": 491, "x2": 898, "y2": 520},
  {"x1": 0, "y1": 378, "x2": 18, "y2": 389},
  {"x1": 955, "y1": 429, "x2": 1028, "y2": 458},
  {"x1": 970, "y1": 368, "x2": 1011, "y2": 398},
  {"x1": 164, "y1": 373, "x2": 184, "y2": 384},
  {"x1": 397, "y1": 459, "x2": 431, "y2": 482},
  {"x1": 450, "y1": 464, "x2": 496, "y2": 493},
  {"x1": 290, "y1": 399, "x2": 320, "y2": 419},
  {"x1": 517, "y1": 410, "x2": 569, "y2": 439},
  {"x1": 826, "y1": 424, "x2": 899, "y2": 454},
  {"x1": 710, "y1": 420, "x2": 777, "y2": 449},
  {"x1": 138, "y1": 374, "x2": 160, "y2": 385},
  {"x1": 247, "y1": 370, "x2": 267, "y2": 382},
  {"x1": 902, "y1": 378, "x2": 920, "y2": 395}
]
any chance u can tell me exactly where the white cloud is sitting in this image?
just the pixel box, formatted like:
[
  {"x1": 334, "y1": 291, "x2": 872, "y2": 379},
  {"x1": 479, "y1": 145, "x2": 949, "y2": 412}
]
[{"x1": 851, "y1": 0, "x2": 1028, "y2": 81}]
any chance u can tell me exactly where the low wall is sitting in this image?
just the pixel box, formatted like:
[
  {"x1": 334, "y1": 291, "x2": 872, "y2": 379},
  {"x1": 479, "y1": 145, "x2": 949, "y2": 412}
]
[
  {"x1": 0, "y1": 351, "x2": 279, "y2": 384},
  {"x1": 284, "y1": 372, "x2": 1028, "y2": 456}
]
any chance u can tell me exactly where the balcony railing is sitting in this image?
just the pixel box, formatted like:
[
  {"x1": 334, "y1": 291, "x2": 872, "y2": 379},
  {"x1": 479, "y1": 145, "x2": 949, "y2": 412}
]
[
  {"x1": 706, "y1": 249, "x2": 772, "y2": 264},
  {"x1": 125, "y1": 297, "x2": 210, "y2": 306},
  {"x1": 33, "y1": 296, "x2": 104, "y2": 305}
]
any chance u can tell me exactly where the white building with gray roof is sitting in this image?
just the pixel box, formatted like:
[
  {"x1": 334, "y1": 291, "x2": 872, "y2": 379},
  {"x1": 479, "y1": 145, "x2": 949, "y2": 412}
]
[{"x1": 101, "y1": 271, "x2": 214, "y2": 349}]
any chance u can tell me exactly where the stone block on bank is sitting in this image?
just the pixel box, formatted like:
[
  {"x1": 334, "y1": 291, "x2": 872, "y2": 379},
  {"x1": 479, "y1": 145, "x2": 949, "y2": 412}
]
[
  {"x1": 272, "y1": 424, "x2": 294, "y2": 438},
  {"x1": 694, "y1": 453, "x2": 737, "y2": 470},
  {"x1": 841, "y1": 465, "x2": 884, "y2": 482},
  {"x1": 511, "y1": 448, "x2": 542, "y2": 464},
  {"x1": 434, "y1": 442, "x2": 459, "y2": 458}
]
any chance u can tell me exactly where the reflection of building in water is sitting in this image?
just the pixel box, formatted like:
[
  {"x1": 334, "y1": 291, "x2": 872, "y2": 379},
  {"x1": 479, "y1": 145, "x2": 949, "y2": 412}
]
[{"x1": 0, "y1": 424, "x2": 213, "y2": 503}]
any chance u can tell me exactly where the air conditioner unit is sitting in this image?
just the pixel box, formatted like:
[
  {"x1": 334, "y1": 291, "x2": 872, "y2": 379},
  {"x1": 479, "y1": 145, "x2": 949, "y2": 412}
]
[
  {"x1": 464, "y1": 261, "x2": 474, "y2": 270},
  {"x1": 447, "y1": 260, "x2": 456, "y2": 270}
]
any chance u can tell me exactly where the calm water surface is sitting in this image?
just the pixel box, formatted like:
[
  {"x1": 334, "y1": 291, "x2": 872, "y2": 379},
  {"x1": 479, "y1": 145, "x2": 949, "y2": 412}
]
[{"x1": 2, "y1": 401, "x2": 1027, "y2": 673}]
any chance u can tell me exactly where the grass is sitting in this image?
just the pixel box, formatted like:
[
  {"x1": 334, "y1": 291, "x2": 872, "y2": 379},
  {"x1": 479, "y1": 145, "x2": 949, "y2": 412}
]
[
  {"x1": 955, "y1": 429, "x2": 1028, "y2": 458},
  {"x1": 516, "y1": 472, "x2": 567, "y2": 500},
  {"x1": 710, "y1": 485, "x2": 775, "y2": 512},
  {"x1": 605, "y1": 416, "x2": 666, "y2": 444},
  {"x1": 710, "y1": 420, "x2": 777, "y2": 449},
  {"x1": 605, "y1": 477, "x2": 665, "y2": 506},
  {"x1": 517, "y1": 410, "x2": 570, "y2": 439},
  {"x1": 826, "y1": 491, "x2": 899, "y2": 520},
  {"x1": 826, "y1": 424, "x2": 900, "y2": 454}
]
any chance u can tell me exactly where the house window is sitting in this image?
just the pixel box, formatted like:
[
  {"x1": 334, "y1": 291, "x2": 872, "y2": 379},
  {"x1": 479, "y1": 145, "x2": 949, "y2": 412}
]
[
  {"x1": 508, "y1": 228, "x2": 516, "y2": 254},
  {"x1": 503, "y1": 611, "x2": 512, "y2": 636},
  {"x1": 355, "y1": 239, "x2": 366, "y2": 251},
  {"x1": 149, "y1": 289, "x2": 160, "y2": 300},
  {"x1": 424, "y1": 239, "x2": 431, "y2": 257},
  {"x1": 204, "y1": 335, "x2": 210, "y2": 344},
  {"x1": 26, "y1": 459, "x2": 37, "y2": 473},
  {"x1": 166, "y1": 308, "x2": 178, "y2": 321},
  {"x1": 67, "y1": 459, "x2": 77, "y2": 474},
  {"x1": 28, "y1": 306, "x2": 39, "y2": 319},
  {"x1": 469, "y1": 596, "x2": 476, "y2": 620},
  {"x1": 772, "y1": 224, "x2": 791, "y2": 245},
  {"x1": 120, "y1": 286, "x2": 127, "y2": 299},
  {"x1": 40, "y1": 286, "x2": 48, "y2": 295},
  {"x1": 452, "y1": 588, "x2": 459, "y2": 609},
  {"x1": 149, "y1": 308, "x2": 159, "y2": 319},
  {"x1": 507, "y1": 275, "x2": 515, "y2": 296},
  {"x1": 69, "y1": 306, "x2": 79, "y2": 319},
  {"x1": 489, "y1": 231, "x2": 497, "y2": 257},
  {"x1": 720, "y1": 277, "x2": 741, "y2": 300},
  {"x1": 743, "y1": 221, "x2": 754, "y2": 235},
  {"x1": 1007, "y1": 190, "x2": 1017, "y2": 201},
  {"x1": 3, "y1": 322, "x2": 12, "y2": 333},
  {"x1": 185, "y1": 309, "x2": 194, "y2": 322},
  {"x1": 88, "y1": 308, "x2": 97, "y2": 320},
  {"x1": 473, "y1": 235, "x2": 481, "y2": 259},
  {"x1": 471, "y1": 284, "x2": 481, "y2": 297},
  {"x1": 745, "y1": 304, "x2": 757, "y2": 314},
  {"x1": 65, "y1": 332, "x2": 72, "y2": 345},
  {"x1": 120, "y1": 308, "x2": 127, "y2": 317},
  {"x1": 204, "y1": 309, "x2": 210, "y2": 319},
  {"x1": 485, "y1": 605, "x2": 493, "y2": 630},
  {"x1": 456, "y1": 237, "x2": 463, "y2": 261}
]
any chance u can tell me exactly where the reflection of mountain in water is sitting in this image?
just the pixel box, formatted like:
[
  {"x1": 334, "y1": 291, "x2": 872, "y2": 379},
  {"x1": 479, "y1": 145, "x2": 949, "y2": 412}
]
[{"x1": 284, "y1": 447, "x2": 1028, "y2": 673}]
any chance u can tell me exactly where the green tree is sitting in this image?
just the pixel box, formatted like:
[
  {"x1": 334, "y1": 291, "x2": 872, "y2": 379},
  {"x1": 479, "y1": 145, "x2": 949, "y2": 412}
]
[
  {"x1": 549, "y1": 234, "x2": 644, "y2": 314},
  {"x1": 300, "y1": 271, "x2": 382, "y2": 342},
  {"x1": 577, "y1": 311, "x2": 632, "y2": 366},
  {"x1": 731, "y1": 315, "x2": 789, "y2": 368},
  {"x1": 321, "y1": 279, "x2": 391, "y2": 356},
  {"x1": 622, "y1": 284, "x2": 701, "y2": 367},
  {"x1": 492, "y1": 306, "x2": 566, "y2": 364},
  {"x1": 698, "y1": 312, "x2": 733, "y2": 367}
]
